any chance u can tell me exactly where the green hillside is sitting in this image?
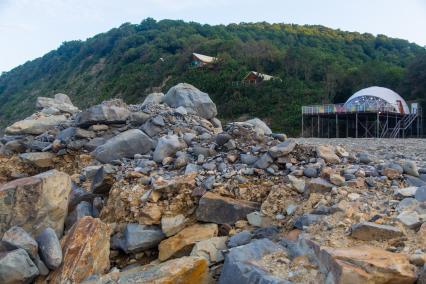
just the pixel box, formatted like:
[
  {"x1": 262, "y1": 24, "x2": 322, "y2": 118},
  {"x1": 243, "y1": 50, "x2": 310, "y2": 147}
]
[{"x1": 1, "y1": 18, "x2": 425, "y2": 135}]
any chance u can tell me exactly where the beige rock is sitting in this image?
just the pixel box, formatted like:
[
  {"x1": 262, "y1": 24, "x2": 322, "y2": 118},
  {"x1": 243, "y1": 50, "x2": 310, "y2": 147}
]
[
  {"x1": 47, "y1": 217, "x2": 111, "y2": 283},
  {"x1": 317, "y1": 145, "x2": 340, "y2": 164},
  {"x1": 159, "y1": 223, "x2": 218, "y2": 261},
  {"x1": 19, "y1": 152, "x2": 55, "y2": 168},
  {"x1": 335, "y1": 146, "x2": 349, "y2": 158},
  {"x1": 0, "y1": 170, "x2": 71, "y2": 236},
  {"x1": 161, "y1": 214, "x2": 187, "y2": 237},
  {"x1": 5, "y1": 115, "x2": 68, "y2": 135},
  {"x1": 190, "y1": 236, "x2": 228, "y2": 264},
  {"x1": 383, "y1": 167, "x2": 401, "y2": 179},
  {"x1": 330, "y1": 174, "x2": 345, "y2": 186},
  {"x1": 319, "y1": 246, "x2": 417, "y2": 284},
  {"x1": 350, "y1": 222, "x2": 404, "y2": 240}
]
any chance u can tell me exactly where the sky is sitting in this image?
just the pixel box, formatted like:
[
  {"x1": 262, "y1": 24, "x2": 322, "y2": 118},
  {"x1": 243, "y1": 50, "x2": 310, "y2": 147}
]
[{"x1": 0, "y1": 0, "x2": 425, "y2": 73}]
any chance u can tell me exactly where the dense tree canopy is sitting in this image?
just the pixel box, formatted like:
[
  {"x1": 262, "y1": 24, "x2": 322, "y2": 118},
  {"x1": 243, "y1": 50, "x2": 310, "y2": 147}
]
[{"x1": 0, "y1": 19, "x2": 425, "y2": 135}]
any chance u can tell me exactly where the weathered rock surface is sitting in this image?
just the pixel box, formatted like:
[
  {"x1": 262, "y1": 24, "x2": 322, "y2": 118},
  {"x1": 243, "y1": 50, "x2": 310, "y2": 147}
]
[
  {"x1": 0, "y1": 170, "x2": 72, "y2": 236},
  {"x1": 190, "y1": 236, "x2": 227, "y2": 265},
  {"x1": 350, "y1": 222, "x2": 404, "y2": 240},
  {"x1": 164, "y1": 83, "x2": 217, "y2": 119},
  {"x1": 158, "y1": 223, "x2": 218, "y2": 261},
  {"x1": 153, "y1": 134, "x2": 185, "y2": 163},
  {"x1": 19, "y1": 152, "x2": 55, "y2": 168},
  {"x1": 1, "y1": 226, "x2": 38, "y2": 259},
  {"x1": 36, "y1": 93, "x2": 79, "y2": 114},
  {"x1": 319, "y1": 246, "x2": 417, "y2": 284},
  {"x1": 5, "y1": 115, "x2": 68, "y2": 135},
  {"x1": 219, "y1": 239, "x2": 286, "y2": 284},
  {"x1": 268, "y1": 140, "x2": 296, "y2": 158},
  {"x1": 244, "y1": 118, "x2": 272, "y2": 135},
  {"x1": 0, "y1": 248, "x2": 39, "y2": 284},
  {"x1": 196, "y1": 192, "x2": 259, "y2": 224},
  {"x1": 76, "y1": 100, "x2": 131, "y2": 127},
  {"x1": 317, "y1": 145, "x2": 340, "y2": 164},
  {"x1": 92, "y1": 129, "x2": 153, "y2": 163},
  {"x1": 47, "y1": 217, "x2": 111, "y2": 283}
]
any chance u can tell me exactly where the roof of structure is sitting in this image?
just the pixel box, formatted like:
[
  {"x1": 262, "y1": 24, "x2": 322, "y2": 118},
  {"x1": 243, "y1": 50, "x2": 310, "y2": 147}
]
[
  {"x1": 344, "y1": 86, "x2": 410, "y2": 114},
  {"x1": 244, "y1": 71, "x2": 275, "y2": 81},
  {"x1": 192, "y1": 53, "x2": 217, "y2": 63}
]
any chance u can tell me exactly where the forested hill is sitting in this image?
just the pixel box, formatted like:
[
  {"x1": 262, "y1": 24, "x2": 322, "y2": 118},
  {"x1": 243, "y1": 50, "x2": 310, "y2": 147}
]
[{"x1": 1, "y1": 18, "x2": 426, "y2": 135}]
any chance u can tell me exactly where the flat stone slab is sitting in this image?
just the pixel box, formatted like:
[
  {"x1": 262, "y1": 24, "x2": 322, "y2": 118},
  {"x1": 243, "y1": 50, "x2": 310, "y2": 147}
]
[{"x1": 350, "y1": 222, "x2": 404, "y2": 240}]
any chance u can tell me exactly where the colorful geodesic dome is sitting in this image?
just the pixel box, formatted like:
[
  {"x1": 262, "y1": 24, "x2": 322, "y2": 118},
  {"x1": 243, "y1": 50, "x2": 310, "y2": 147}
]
[{"x1": 344, "y1": 86, "x2": 410, "y2": 114}]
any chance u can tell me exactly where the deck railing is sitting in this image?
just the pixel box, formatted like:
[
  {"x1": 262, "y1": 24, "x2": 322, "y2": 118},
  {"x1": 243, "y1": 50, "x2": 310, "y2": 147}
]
[{"x1": 302, "y1": 103, "x2": 401, "y2": 115}]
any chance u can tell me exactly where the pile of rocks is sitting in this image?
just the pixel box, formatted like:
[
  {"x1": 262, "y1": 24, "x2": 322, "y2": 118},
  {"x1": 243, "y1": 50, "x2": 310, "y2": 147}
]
[{"x1": 1, "y1": 82, "x2": 426, "y2": 283}]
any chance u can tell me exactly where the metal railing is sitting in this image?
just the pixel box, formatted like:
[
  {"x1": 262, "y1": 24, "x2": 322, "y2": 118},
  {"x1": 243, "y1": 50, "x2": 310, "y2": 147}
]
[{"x1": 302, "y1": 103, "x2": 400, "y2": 115}]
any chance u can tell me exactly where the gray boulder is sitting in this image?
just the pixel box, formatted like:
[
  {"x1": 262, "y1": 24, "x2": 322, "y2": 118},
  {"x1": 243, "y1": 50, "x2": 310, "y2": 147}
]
[
  {"x1": 5, "y1": 115, "x2": 68, "y2": 135},
  {"x1": 36, "y1": 228, "x2": 62, "y2": 270},
  {"x1": 92, "y1": 129, "x2": 153, "y2": 163},
  {"x1": 76, "y1": 100, "x2": 131, "y2": 127},
  {"x1": 2, "y1": 227, "x2": 38, "y2": 259},
  {"x1": 245, "y1": 118, "x2": 272, "y2": 135},
  {"x1": 141, "y1": 92, "x2": 164, "y2": 107},
  {"x1": 403, "y1": 161, "x2": 419, "y2": 177},
  {"x1": 164, "y1": 83, "x2": 217, "y2": 119},
  {"x1": 112, "y1": 224, "x2": 165, "y2": 254},
  {"x1": 268, "y1": 140, "x2": 296, "y2": 158},
  {"x1": 153, "y1": 135, "x2": 185, "y2": 163},
  {"x1": 219, "y1": 239, "x2": 288, "y2": 284},
  {"x1": 36, "y1": 93, "x2": 79, "y2": 114},
  {"x1": 65, "y1": 201, "x2": 93, "y2": 229},
  {"x1": 0, "y1": 249, "x2": 39, "y2": 284}
]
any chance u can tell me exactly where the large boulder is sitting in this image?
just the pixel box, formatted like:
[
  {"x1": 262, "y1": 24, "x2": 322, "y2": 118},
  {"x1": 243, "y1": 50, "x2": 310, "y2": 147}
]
[
  {"x1": 36, "y1": 93, "x2": 79, "y2": 114},
  {"x1": 84, "y1": 256, "x2": 210, "y2": 284},
  {"x1": 46, "y1": 217, "x2": 111, "y2": 283},
  {"x1": 196, "y1": 192, "x2": 259, "y2": 224},
  {"x1": 92, "y1": 129, "x2": 153, "y2": 163},
  {"x1": 1, "y1": 226, "x2": 38, "y2": 259},
  {"x1": 153, "y1": 134, "x2": 185, "y2": 163},
  {"x1": 218, "y1": 239, "x2": 286, "y2": 284},
  {"x1": 164, "y1": 83, "x2": 217, "y2": 119},
  {"x1": 0, "y1": 248, "x2": 39, "y2": 284},
  {"x1": 76, "y1": 100, "x2": 131, "y2": 127},
  {"x1": 141, "y1": 92, "x2": 165, "y2": 107},
  {"x1": 5, "y1": 115, "x2": 68, "y2": 135},
  {"x1": 0, "y1": 170, "x2": 72, "y2": 236},
  {"x1": 244, "y1": 118, "x2": 272, "y2": 135},
  {"x1": 319, "y1": 246, "x2": 417, "y2": 284}
]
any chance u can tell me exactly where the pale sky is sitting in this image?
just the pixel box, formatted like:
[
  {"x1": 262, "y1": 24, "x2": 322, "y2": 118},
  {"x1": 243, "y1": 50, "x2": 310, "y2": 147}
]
[{"x1": 0, "y1": 0, "x2": 425, "y2": 73}]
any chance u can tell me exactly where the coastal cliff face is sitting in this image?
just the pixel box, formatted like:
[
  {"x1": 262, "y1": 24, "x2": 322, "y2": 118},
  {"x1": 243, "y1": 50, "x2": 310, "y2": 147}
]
[{"x1": 0, "y1": 84, "x2": 425, "y2": 283}]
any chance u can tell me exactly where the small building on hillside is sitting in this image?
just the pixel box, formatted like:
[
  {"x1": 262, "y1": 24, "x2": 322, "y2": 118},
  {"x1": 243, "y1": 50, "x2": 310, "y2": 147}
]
[
  {"x1": 243, "y1": 71, "x2": 275, "y2": 84},
  {"x1": 191, "y1": 53, "x2": 218, "y2": 68}
]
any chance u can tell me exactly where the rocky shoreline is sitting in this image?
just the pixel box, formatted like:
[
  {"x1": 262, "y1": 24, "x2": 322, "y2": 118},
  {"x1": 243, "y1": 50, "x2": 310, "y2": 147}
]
[{"x1": 0, "y1": 83, "x2": 426, "y2": 283}]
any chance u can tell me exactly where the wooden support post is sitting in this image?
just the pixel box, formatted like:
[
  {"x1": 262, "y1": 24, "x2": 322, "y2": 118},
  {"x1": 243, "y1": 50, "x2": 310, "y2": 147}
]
[
  {"x1": 335, "y1": 114, "x2": 338, "y2": 138},
  {"x1": 301, "y1": 114, "x2": 304, "y2": 138},
  {"x1": 355, "y1": 113, "x2": 358, "y2": 138},
  {"x1": 317, "y1": 115, "x2": 320, "y2": 138},
  {"x1": 311, "y1": 117, "x2": 313, "y2": 137},
  {"x1": 376, "y1": 112, "x2": 379, "y2": 138}
]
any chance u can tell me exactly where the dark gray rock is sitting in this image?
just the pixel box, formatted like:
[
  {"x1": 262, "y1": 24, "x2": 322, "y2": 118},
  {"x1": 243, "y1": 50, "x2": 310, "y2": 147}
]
[
  {"x1": 92, "y1": 129, "x2": 153, "y2": 163},
  {"x1": 129, "y1": 111, "x2": 150, "y2": 126},
  {"x1": 240, "y1": 154, "x2": 258, "y2": 165},
  {"x1": 65, "y1": 201, "x2": 93, "y2": 229},
  {"x1": 164, "y1": 83, "x2": 217, "y2": 119},
  {"x1": 112, "y1": 224, "x2": 165, "y2": 254},
  {"x1": 405, "y1": 175, "x2": 426, "y2": 187},
  {"x1": 227, "y1": 231, "x2": 252, "y2": 248},
  {"x1": 358, "y1": 152, "x2": 373, "y2": 164},
  {"x1": 35, "y1": 228, "x2": 62, "y2": 270},
  {"x1": 91, "y1": 166, "x2": 115, "y2": 194},
  {"x1": 196, "y1": 192, "x2": 259, "y2": 225},
  {"x1": 218, "y1": 239, "x2": 289, "y2": 284},
  {"x1": 1, "y1": 226, "x2": 38, "y2": 259},
  {"x1": 202, "y1": 176, "x2": 215, "y2": 190},
  {"x1": 303, "y1": 167, "x2": 318, "y2": 178},
  {"x1": 0, "y1": 249, "x2": 39, "y2": 284},
  {"x1": 254, "y1": 153, "x2": 273, "y2": 169},
  {"x1": 84, "y1": 137, "x2": 108, "y2": 152},
  {"x1": 215, "y1": 133, "x2": 231, "y2": 146}
]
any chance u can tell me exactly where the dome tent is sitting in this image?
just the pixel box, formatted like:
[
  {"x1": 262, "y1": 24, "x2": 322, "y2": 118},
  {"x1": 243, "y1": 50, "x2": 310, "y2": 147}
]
[{"x1": 344, "y1": 86, "x2": 410, "y2": 114}]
